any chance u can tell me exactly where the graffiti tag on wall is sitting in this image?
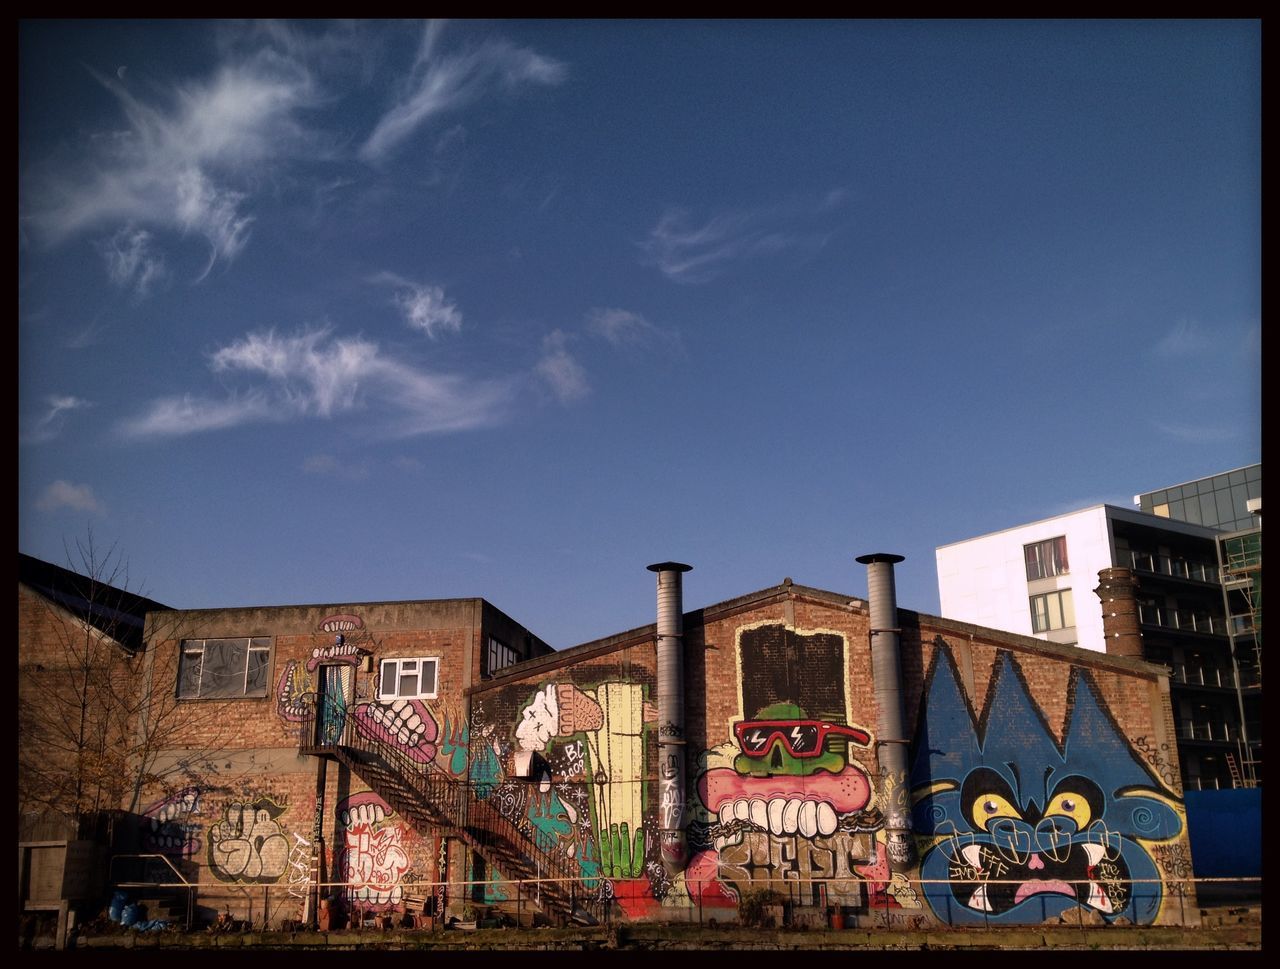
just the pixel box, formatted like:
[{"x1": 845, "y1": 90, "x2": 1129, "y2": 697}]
[{"x1": 208, "y1": 795, "x2": 291, "y2": 883}]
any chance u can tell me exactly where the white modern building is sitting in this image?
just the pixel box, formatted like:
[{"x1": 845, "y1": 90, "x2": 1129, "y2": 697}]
[{"x1": 937, "y1": 504, "x2": 1253, "y2": 790}]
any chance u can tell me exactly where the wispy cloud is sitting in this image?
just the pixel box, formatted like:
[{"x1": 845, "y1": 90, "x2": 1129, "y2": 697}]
[
  {"x1": 21, "y1": 395, "x2": 94, "y2": 444},
  {"x1": 641, "y1": 190, "x2": 847, "y2": 284},
  {"x1": 120, "y1": 327, "x2": 514, "y2": 439},
  {"x1": 302, "y1": 453, "x2": 370, "y2": 480},
  {"x1": 36, "y1": 480, "x2": 104, "y2": 515},
  {"x1": 371, "y1": 272, "x2": 463, "y2": 338},
  {"x1": 97, "y1": 225, "x2": 167, "y2": 296},
  {"x1": 1153, "y1": 421, "x2": 1242, "y2": 444},
  {"x1": 1153, "y1": 320, "x2": 1212, "y2": 358},
  {"x1": 360, "y1": 22, "x2": 566, "y2": 163},
  {"x1": 535, "y1": 329, "x2": 589, "y2": 403},
  {"x1": 24, "y1": 39, "x2": 321, "y2": 278},
  {"x1": 585, "y1": 307, "x2": 681, "y2": 355}
]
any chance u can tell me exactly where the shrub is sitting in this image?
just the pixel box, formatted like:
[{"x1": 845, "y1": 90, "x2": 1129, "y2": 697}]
[{"x1": 738, "y1": 888, "x2": 786, "y2": 928}]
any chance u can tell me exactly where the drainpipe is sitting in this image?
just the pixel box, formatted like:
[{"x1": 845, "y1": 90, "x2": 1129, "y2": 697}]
[
  {"x1": 855, "y1": 553, "x2": 915, "y2": 868},
  {"x1": 648, "y1": 561, "x2": 692, "y2": 877}
]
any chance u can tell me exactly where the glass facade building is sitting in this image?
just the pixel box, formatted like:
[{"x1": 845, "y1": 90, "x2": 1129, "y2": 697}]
[{"x1": 1136, "y1": 464, "x2": 1262, "y2": 532}]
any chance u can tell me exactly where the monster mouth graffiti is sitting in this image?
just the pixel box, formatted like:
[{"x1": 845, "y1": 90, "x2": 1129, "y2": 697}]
[
  {"x1": 142, "y1": 788, "x2": 202, "y2": 856},
  {"x1": 946, "y1": 837, "x2": 1129, "y2": 915},
  {"x1": 353, "y1": 698, "x2": 438, "y2": 763},
  {"x1": 698, "y1": 767, "x2": 873, "y2": 840},
  {"x1": 276, "y1": 660, "x2": 314, "y2": 722}
]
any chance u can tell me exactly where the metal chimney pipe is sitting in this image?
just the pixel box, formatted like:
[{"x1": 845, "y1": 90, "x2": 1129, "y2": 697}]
[
  {"x1": 855, "y1": 552, "x2": 915, "y2": 868},
  {"x1": 648, "y1": 561, "x2": 692, "y2": 877}
]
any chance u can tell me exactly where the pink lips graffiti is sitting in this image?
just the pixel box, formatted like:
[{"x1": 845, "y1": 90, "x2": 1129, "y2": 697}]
[
  {"x1": 352, "y1": 698, "x2": 439, "y2": 764},
  {"x1": 698, "y1": 765, "x2": 872, "y2": 816}
]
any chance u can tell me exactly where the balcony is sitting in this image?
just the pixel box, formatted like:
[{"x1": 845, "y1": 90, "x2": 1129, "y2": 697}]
[
  {"x1": 1122, "y1": 550, "x2": 1219, "y2": 584},
  {"x1": 1174, "y1": 665, "x2": 1243, "y2": 689},
  {"x1": 1177, "y1": 718, "x2": 1244, "y2": 743},
  {"x1": 1138, "y1": 604, "x2": 1226, "y2": 636}
]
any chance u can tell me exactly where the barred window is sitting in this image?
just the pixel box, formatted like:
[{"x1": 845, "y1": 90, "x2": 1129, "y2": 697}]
[{"x1": 486, "y1": 637, "x2": 519, "y2": 676}]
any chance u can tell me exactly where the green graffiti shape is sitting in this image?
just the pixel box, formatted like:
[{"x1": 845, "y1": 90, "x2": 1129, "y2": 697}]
[
  {"x1": 440, "y1": 715, "x2": 470, "y2": 777},
  {"x1": 601, "y1": 822, "x2": 645, "y2": 879}
]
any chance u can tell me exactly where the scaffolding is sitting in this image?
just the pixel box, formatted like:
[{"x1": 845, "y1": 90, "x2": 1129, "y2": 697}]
[{"x1": 1218, "y1": 528, "x2": 1261, "y2": 787}]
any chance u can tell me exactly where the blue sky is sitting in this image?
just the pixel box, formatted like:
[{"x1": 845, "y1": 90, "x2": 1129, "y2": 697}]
[{"x1": 19, "y1": 20, "x2": 1260, "y2": 648}]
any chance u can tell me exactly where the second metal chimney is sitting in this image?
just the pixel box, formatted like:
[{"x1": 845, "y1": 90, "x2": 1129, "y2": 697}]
[
  {"x1": 856, "y1": 552, "x2": 915, "y2": 868},
  {"x1": 648, "y1": 561, "x2": 692, "y2": 877}
]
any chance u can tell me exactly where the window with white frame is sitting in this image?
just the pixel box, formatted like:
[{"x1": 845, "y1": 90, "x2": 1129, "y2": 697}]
[
  {"x1": 1024, "y1": 536, "x2": 1069, "y2": 581},
  {"x1": 378, "y1": 657, "x2": 439, "y2": 701},
  {"x1": 486, "y1": 637, "x2": 519, "y2": 676},
  {"x1": 178, "y1": 638, "x2": 272, "y2": 699},
  {"x1": 1029, "y1": 589, "x2": 1075, "y2": 633}
]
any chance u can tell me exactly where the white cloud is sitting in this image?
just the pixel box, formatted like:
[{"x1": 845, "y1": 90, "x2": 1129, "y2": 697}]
[
  {"x1": 120, "y1": 327, "x2": 514, "y2": 439},
  {"x1": 535, "y1": 329, "x2": 589, "y2": 403},
  {"x1": 36, "y1": 480, "x2": 104, "y2": 515},
  {"x1": 25, "y1": 41, "x2": 320, "y2": 278},
  {"x1": 372, "y1": 272, "x2": 463, "y2": 338},
  {"x1": 585, "y1": 307, "x2": 680, "y2": 355},
  {"x1": 640, "y1": 193, "x2": 846, "y2": 284},
  {"x1": 360, "y1": 23, "x2": 566, "y2": 162},
  {"x1": 98, "y1": 224, "x2": 167, "y2": 296},
  {"x1": 302, "y1": 453, "x2": 370, "y2": 480},
  {"x1": 1153, "y1": 320, "x2": 1211, "y2": 358},
  {"x1": 21, "y1": 395, "x2": 94, "y2": 444}
]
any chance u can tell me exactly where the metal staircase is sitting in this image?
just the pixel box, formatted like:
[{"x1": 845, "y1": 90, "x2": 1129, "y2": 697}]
[{"x1": 300, "y1": 696, "x2": 602, "y2": 925}]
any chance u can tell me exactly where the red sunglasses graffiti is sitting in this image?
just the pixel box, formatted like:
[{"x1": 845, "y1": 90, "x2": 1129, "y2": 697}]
[{"x1": 733, "y1": 719, "x2": 871, "y2": 758}]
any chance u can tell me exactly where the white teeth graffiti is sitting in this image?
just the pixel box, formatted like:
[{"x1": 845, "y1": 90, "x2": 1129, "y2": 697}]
[
  {"x1": 369, "y1": 699, "x2": 426, "y2": 747},
  {"x1": 339, "y1": 802, "x2": 387, "y2": 828},
  {"x1": 716, "y1": 797, "x2": 839, "y2": 838}
]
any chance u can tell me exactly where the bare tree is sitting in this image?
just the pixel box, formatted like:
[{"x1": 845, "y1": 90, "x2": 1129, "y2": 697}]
[{"x1": 18, "y1": 532, "x2": 225, "y2": 827}]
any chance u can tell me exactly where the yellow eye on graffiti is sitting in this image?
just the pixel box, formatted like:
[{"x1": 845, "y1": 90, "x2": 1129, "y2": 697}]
[
  {"x1": 1045, "y1": 792, "x2": 1092, "y2": 828},
  {"x1": 970, "y1": 793, "x2": 1021, "y2": 829}
]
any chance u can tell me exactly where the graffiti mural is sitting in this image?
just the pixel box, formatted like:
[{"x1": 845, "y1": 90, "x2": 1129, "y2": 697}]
[
  {"x1": 208, "y1": 794, "x2": 291, "y2": 883},
  {"x1": 470, "y1": 673, "x2": 658, "y2": 913},
  {"x1": 690, "y1": 623, "x2": 882, "y2": 907},
  {"x1": 910, "y1": 647, "x2": 1186, "y2": 925},
  {"x1": 336, "y1": 792, "x2": 411, "y2": 910},
  {"x1": 141, "y1": 787, "x2": 203, "y2": 858},
  {"x1": 351, "y1": 697, "x2": 439, "y2": 763}
]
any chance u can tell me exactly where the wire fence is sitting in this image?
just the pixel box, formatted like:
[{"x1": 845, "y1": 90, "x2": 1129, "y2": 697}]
[{"x1": 106, "y1": 874, "x2": 1261, "y2": 933}]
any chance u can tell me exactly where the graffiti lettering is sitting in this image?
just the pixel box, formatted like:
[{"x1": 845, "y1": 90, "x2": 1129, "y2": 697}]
[
  {"x1": 208, "y1": 796, "x2": 290, "y2": 884},
  {"x1": 337, "y1": 793, "x2": 409, "y2": 910}
]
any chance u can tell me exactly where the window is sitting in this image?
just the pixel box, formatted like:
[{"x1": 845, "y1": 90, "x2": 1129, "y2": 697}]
[
  {"x1": 178, "y1": 638, "x2": 271, "y2": 699},
  {"x1": 486, "y1": 637, "x2": 519, "y2": 676},
  {"x1": 1024, "y1": 536, "x2": 1069, "y2": 580},
  {"x1": 378, "y1": 657, "x2": 439, "y2": 701},
  {"x1": 1030, "y1": 589, "x2": 1075, "y2": 633}
]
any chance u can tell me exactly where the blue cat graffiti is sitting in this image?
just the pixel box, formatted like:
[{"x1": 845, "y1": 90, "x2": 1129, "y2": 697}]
[{"x1": 911, "y1": 648, "x2": 1185, "y2": 926}]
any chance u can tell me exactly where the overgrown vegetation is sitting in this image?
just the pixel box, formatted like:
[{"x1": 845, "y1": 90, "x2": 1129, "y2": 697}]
[{"x1": 737, "y1": 888, "x2": 786, "y2": 928}]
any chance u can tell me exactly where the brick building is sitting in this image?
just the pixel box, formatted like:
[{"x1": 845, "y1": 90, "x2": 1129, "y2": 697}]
[{"x1": 20, "y1": 553, "x2": 1198, "y2": 932}]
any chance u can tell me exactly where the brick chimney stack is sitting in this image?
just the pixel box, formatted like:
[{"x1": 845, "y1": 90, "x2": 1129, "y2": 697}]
[{"x1": 1094, "y1": 567, "x2": 1144, "y2": 659}]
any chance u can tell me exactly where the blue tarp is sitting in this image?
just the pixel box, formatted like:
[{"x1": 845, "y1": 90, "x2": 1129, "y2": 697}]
[{"x1": 1184, "y1": 788, "x2": 1262, "y2": 878}]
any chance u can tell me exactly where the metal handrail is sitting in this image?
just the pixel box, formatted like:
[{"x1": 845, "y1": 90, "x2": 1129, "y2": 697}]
[
  {"x1": 301, "y1": 694, "x2": 603, "y2": 922},
  {"x1": 108, "y1": 853, "x2": 195, "y2": 929}
]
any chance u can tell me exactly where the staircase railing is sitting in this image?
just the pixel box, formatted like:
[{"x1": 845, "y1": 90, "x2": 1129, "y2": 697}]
[{"x1": 300, "y1": 694, "x2": 603, "y2": 922}]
